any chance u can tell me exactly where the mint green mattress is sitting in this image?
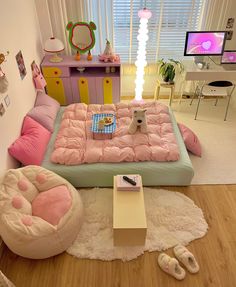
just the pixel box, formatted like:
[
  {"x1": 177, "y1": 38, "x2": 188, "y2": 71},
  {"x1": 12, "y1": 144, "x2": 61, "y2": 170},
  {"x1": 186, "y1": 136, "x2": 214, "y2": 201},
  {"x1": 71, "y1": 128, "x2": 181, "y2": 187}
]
[{"x1": 42, "y1": 108, "x2": 194, "y2": 187}]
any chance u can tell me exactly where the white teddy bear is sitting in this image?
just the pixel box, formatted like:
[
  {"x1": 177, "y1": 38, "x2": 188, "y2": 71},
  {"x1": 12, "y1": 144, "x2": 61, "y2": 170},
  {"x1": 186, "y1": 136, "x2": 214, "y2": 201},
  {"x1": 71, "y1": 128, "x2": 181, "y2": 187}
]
[{"x1": 128, "y1": 109, "x2": 148, "y2": 134}]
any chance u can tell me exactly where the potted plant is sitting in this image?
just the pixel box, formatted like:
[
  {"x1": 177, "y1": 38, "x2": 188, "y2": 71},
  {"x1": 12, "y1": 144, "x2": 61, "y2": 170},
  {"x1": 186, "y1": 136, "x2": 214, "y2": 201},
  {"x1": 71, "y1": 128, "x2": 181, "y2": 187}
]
[{"x1": 157, "y1": 59, "x2": 184, "y2": 84}]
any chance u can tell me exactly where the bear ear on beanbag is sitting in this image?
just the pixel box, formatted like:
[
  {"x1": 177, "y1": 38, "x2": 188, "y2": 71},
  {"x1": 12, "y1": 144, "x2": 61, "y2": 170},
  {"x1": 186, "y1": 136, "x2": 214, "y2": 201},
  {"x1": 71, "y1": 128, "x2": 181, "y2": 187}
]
[{"x1": 178, "y1": 123, "x2": 202, "y2": 157}]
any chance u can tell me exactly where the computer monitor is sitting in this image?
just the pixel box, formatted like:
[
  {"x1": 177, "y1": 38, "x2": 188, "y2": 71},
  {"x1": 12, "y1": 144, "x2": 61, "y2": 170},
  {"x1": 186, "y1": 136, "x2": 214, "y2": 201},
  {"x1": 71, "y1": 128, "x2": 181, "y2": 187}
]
[
  {"x1": 184, "y1": 31, "x2": 226, "y2": 56},
  {"x1": 221, "y1": 50, "x2": 236, "y2": 63}
]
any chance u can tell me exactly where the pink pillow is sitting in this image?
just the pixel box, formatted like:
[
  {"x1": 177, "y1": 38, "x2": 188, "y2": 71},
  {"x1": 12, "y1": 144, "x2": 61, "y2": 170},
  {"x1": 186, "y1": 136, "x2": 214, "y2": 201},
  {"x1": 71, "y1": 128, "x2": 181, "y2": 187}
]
[
  {"x1": 178, "y1": 123, "x2": 202, "y2": 157},
  {"x1": 27, "y1": 91, "x2": 60, "y2": 132},
  {"x1": 32, "y1": 185, "x2": 72, "y2": 225},
  {"x1": 8, "y1": 116, "x2": 51, "y2": 165}
]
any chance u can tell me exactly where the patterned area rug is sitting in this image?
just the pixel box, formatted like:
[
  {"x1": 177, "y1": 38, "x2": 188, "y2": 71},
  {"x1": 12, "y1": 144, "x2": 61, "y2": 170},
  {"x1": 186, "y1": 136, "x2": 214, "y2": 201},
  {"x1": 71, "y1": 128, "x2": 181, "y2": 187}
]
[{"x1": 67, "y1": 188, "x2": 208, "y2": 261}]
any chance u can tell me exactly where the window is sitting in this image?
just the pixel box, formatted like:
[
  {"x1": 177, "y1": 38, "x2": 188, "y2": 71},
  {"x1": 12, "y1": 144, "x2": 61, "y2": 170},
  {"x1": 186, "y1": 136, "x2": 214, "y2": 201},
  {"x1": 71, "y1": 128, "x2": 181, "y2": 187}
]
[{"x1": 113, "y1": 0, "x2": 204, "y2": 63}]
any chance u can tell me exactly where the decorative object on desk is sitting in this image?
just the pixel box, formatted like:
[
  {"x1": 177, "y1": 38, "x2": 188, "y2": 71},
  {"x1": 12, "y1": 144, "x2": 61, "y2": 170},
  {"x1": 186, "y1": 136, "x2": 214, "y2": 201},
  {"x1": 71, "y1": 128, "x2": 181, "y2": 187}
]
[
  {"x1": 194, "y1": 56, "x2": 206, "y2": 69},
  {"x1": 31, "y1": 61, "x2": 47, "y2": 90},
  {"x1": 129, "y1": 109, "x2": 147, "y2": 134},
  {"x1": 111, "y1": 67, "x2": 116, "y2": 73},
  {"x1": 134, "y1": 8, "x2": 152, "y2": 102},
  {"x1": 157, "y1": 58, "x2": 184, "y2": 84},
  {"x1": 44, "y1": 37, "x2": 64, "y2": 63},
  {"x1": 98, "y1": 39, "x2": 120, "y2": 63},
  {"x1": 66, "y1": 21, "x2": 96, "y2": 55},
  {"x1": 15, "y1": 50, "x2": 27, "y2": 80},
  {"x1": 196, "y1": 62, "x2": 204, "y2": 70},
  {"x1": 116, "y1": 174, "x2": 141, "y2": 191},
  {"x1": 87, "y1": 50, "x2": 93, "y2": 61}
]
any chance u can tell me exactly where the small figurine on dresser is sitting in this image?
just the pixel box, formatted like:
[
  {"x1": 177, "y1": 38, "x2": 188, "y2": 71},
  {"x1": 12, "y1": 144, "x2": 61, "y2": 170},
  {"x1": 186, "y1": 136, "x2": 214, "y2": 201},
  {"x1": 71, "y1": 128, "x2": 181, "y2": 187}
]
[{"x1": 98, "y1": 39, "x2": 120, "y2": 63}]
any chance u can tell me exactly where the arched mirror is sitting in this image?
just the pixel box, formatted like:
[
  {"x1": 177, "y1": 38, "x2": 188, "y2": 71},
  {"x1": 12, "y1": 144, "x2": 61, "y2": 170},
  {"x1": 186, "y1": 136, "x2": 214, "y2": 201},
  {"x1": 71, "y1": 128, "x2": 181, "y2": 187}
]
[{"x1": 66, "y1": 21, "x2": 96, "y2": 54}]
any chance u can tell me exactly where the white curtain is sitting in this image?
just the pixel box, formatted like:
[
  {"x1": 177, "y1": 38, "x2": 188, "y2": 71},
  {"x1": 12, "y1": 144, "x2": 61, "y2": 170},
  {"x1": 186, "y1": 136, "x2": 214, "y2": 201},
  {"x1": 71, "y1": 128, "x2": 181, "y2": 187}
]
[
  {"x1": 35, "y1": 0, "x2": 113, "y2": 56},
  {"x1": 201, "y1": 0, "x2": 231, "y2": 30},
  {"x1": 35, "y1": 0, "x2": 211, "y2": 63},
  {"x1": 35, "y1": 0, "x2": 234, "y2": 61}
]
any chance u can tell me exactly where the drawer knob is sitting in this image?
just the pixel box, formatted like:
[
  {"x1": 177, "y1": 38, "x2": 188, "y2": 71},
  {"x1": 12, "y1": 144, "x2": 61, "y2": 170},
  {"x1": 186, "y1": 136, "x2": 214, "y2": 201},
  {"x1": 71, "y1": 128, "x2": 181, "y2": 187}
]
[
  {"x1": 81, "y1": 80, "x2": 85, "y2": 84},
  {"x1": 56, "y1": 81, "x2": 60, "y2": 85},
  {"x1": 54, "y1": 71, "x2": 58, "y2": 75},
  {"x1": 106, "y1": 80, "x2": 109, "y2": 84}
]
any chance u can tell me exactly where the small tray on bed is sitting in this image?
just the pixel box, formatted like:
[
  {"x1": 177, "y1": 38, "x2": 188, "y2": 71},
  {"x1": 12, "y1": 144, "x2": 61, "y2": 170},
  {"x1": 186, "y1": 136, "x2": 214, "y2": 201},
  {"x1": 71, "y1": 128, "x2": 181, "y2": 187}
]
[{"x1": 91, "y1": 113, "x2": 116, "y2": 139}]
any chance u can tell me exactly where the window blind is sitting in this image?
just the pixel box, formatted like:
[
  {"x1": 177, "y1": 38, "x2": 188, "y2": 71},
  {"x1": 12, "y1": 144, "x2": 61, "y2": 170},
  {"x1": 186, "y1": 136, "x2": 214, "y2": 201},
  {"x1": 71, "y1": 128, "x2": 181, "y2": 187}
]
[{"x1": 113, "y1": 0, "x2": 204, "y2": 63}]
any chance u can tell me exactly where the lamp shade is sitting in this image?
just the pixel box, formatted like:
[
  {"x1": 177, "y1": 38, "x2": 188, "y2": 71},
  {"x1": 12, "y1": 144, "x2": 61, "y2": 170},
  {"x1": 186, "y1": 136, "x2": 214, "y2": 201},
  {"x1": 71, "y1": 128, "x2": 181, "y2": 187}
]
[
  {"x1": 44, "y1": 37, "x2": 64, "y2": 53},
  {"x1": 44, "y1": 37, "x2": 64, "y2": 63}
]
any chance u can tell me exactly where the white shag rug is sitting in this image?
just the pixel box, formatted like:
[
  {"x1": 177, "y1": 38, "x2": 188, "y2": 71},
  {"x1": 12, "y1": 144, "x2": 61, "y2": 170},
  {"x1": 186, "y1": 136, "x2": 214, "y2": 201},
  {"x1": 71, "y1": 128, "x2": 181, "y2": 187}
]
[{"x1": 67, "y1": 188, "x2": 208, "y2": 261}]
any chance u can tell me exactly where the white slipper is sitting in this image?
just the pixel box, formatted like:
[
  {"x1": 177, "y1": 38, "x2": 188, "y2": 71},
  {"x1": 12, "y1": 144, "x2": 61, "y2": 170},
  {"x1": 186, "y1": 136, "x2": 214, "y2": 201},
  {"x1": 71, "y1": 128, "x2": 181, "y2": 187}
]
[
  {"x1": 158, "y1": 253, "x2": 186, "y2": 280},
  {"x1": 173, "y1": 245, "x2": 199, "y2": 273}
]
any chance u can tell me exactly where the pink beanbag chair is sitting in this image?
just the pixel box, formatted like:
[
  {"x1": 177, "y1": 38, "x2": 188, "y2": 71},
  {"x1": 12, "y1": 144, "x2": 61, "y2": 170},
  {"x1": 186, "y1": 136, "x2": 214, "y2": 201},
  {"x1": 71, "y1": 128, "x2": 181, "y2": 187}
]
[
  {"x1": 178, "y1": 123, "x2": 202, "y2": 157},
  {"x1": 0, "y1": 166, "x2": 83, "y2": 259}
]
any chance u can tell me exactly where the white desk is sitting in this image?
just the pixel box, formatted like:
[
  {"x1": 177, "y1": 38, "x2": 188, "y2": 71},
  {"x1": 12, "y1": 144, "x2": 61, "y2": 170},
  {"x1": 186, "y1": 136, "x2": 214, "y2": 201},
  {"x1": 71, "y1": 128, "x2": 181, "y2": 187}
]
[
  {"x1": 184, "y1": 61, "x2": 236, "y2": 82},
  {"x1": 182, "y1": 61, "x2": 236, "y2": 120}
]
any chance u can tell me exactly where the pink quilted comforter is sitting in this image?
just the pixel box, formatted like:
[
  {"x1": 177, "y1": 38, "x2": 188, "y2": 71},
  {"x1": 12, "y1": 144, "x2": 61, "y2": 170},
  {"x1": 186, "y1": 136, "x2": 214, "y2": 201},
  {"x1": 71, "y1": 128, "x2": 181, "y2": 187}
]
[{"x1": 51, "y1": 101, "x2": 180, "y2": 165}]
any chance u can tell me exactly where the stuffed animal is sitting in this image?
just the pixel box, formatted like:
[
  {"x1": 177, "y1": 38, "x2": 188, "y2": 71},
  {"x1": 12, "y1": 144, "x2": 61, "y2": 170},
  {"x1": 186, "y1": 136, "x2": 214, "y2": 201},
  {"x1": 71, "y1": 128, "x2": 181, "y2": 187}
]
[{"x1": 129, "y1": 109, "x2": 148, "y2": 134}]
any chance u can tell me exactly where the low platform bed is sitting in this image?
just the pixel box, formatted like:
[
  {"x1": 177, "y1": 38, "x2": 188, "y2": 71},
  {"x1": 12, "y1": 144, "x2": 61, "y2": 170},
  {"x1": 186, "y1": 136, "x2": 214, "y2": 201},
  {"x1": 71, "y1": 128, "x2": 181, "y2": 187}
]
[{"x1": 42, "y1": 107, "x2": 194, "y2": 187}]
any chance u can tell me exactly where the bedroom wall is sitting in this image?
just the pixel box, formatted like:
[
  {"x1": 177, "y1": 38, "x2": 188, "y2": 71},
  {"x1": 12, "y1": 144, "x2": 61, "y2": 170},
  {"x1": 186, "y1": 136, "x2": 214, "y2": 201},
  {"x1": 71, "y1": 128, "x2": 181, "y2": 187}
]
[
  {"x1": 0, "y1": 1, "x2": 43, "y2": 179},
  {"x1": 211, "y1": 0, "x2": 236, "y2": 109}
]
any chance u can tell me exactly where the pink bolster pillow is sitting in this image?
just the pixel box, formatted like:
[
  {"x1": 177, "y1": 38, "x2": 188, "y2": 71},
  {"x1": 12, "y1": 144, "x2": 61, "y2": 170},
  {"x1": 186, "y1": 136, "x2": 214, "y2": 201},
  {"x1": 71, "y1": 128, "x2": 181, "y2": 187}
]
[{"x1": 178, "y1": 123, "x2": 202, "y2": 157}]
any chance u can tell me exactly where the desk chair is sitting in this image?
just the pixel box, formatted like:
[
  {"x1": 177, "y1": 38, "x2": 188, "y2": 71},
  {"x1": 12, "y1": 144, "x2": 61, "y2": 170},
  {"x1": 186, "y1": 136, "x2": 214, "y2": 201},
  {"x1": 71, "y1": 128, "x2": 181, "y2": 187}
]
[{"x1": 191, "y1": 81, "x2": 235, "y2": 121}]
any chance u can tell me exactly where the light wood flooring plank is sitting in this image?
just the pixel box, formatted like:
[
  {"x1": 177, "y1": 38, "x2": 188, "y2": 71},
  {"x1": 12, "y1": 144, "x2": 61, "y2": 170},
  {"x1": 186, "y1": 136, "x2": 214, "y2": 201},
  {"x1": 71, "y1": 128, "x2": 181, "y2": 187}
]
[{"x1": 1, "y1": 185, "x2": 236, "y2": 287}]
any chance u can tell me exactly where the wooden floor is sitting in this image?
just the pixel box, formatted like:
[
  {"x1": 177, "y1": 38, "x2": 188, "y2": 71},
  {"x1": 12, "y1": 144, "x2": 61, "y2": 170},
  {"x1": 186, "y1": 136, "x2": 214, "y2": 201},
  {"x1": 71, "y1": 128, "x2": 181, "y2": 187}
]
[{"x1": 1, "y1": 184, "x2": 236, "y2": 287}]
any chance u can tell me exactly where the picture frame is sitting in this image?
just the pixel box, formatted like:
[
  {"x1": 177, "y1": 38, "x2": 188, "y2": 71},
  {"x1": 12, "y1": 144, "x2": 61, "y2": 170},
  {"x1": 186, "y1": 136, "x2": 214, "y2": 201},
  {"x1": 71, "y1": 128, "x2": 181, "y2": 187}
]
[
  {"x1": 4, "y1": 94, "x2": 10, "y2": 107},
  {"x1": 15, "y1": 50, "x2": 27, "y2": 80},
  {"x1": 226, "y1": 18, "x2": 234, "y2": 29},
  {"x1": 0, "y1": 102, "x2": 5, "y2": 116}
]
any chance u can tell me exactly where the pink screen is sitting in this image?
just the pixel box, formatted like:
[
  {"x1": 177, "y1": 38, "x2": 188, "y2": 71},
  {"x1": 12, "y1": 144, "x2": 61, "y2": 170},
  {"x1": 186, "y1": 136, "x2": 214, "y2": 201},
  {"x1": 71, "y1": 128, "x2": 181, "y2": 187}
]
[
  {"x1": 185, "y1": 32, "x2": 225, "y2": 55},
  {"x1": 221, "y1": 51, "x2": 236, "y2": 63}
]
